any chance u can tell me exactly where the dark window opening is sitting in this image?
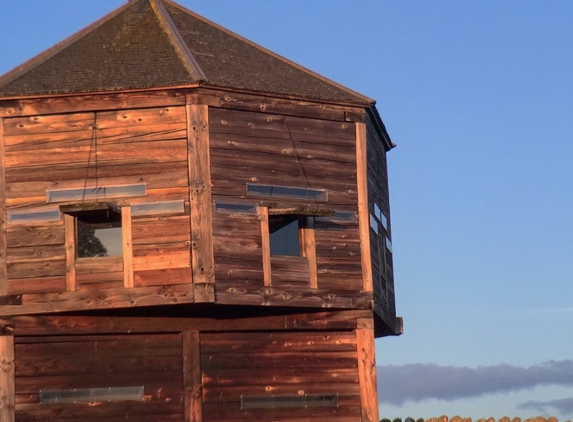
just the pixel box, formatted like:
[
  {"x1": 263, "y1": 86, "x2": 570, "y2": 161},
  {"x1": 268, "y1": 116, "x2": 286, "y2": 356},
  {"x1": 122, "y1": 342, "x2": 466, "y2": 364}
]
[
  {"x1": 269, "y1": 215, "x2": 300, "y2": 256},
  {"x1": 247, "y1": 183, "x2": 327, "y2": 201},
  {"x1": 72, "y1": 207, "x2": 122, "y2": 258},
  {"x1": 40, "y1": 386, "x2": 144, "y2": 404}
]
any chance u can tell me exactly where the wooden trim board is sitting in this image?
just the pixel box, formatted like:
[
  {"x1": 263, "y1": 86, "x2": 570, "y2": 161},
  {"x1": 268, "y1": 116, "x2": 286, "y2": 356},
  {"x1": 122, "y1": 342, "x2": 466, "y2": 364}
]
[
  {"x1": 356, "y1": 317, "x2": 378, "y2": 422},
  {"x1": 0, "y1": 325, "x2": 15, "y2": 422},
  {"x1": 183, "y1": 330, "x2": 202, "y2": 422},
  {"x1": 0, "y1": 119, "x2": 6, "y2": 296},
  {"x1": 122, "y1": 206, "x2": 134, "y2": 288},
  {"x1": 186, "y1": 102, "x2": 214, "y2": 284},
  {"x1": 64, "y1": 214, "x2": 76, "y2": 292},
  {"x1": 356, "y1": 122, "x2": 373, "y2": 292},
  {"x1": 258, "y1": 206, "x2": 272, "y2": 286}
]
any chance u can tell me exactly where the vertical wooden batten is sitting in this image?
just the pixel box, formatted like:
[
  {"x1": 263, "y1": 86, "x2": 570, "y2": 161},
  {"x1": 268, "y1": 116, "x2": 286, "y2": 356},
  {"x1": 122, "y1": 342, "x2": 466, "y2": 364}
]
[
  {"x1": 186, "y1": 101, "x2": 215, "y2": 287},
  {"x1": 0, "y1": 325, "x2": 15, "y2": 422},
  {"x1": 258, "y1": 206, "x2": 272, "y2": 287},
  {"x1": 301, "y1": 216, "x2": 318, "y2": 289},
  {"x1": 356, "y1": 317, "x2": 379, "y2": 422},
  {"x1": 122, "y1": 206, "x2": 134, "y2": 289},
  {"x1": 0, "y1": 119, "x2": 6, "y2": 296},
  {"x1": 356, "y1": 122, "x2": 373, "y2": 292},
  {"x1": 183, "y1": 330, "x2": 202, "y2": 422},
  {"x1": 64, "y1": 214, "x2": 76, "y2": 292}
]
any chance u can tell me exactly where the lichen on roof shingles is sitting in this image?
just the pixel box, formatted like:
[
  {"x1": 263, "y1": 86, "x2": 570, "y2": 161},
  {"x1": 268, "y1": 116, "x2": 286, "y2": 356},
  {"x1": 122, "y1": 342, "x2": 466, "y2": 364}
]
[
  {"x1": 163, "y1": 2, "x2": 368, "y2": 104},
  {"x1": 0, "y1": 0, "x2": 371, "y2": 105},
  {"x1": 0, "y1": 0, "x2": 193, "y2": 97}
]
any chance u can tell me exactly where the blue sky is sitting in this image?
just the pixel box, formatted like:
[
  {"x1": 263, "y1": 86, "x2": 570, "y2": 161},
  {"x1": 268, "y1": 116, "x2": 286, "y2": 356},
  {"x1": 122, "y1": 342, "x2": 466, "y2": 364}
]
[{"x1": 2, "y1": 1, "x2": 573, "y2": 419}]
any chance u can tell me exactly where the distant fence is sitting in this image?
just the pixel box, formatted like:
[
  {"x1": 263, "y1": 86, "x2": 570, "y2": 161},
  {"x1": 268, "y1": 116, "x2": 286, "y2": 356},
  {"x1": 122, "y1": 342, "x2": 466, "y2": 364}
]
[{"x1": 380, "y1": 417, "x2": 570, "y2": 422}]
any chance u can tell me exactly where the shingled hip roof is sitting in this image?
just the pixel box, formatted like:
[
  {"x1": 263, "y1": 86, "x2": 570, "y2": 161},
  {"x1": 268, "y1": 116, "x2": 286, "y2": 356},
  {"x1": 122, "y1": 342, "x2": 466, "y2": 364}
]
[{"x1": 0, "y1": 0, "x2": 373, "y2": 105}]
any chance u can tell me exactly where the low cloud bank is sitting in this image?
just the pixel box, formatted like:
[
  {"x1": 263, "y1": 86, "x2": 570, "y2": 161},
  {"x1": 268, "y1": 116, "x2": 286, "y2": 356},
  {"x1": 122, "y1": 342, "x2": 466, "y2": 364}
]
[
  {"x1": 519, "y1": 397, "x2": 573, "y2": 415},
  {"x1": 377, "y1": 360, "x2": 573, "y2": 405}
]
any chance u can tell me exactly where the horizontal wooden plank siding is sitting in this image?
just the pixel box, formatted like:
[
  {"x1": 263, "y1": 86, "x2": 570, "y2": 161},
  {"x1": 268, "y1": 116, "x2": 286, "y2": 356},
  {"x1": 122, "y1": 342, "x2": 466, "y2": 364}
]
[
  {"x1": 209, "y1": 108, "x2": 357, "y2": 209},
  {"x1": 213, "y1": 213, "x2": 264, "y2": 288},
  {"x1": 209, "y1": 107, "x2": 366, "y2": 305},
  {"x1": 132, "y1": 214, "x2": 191, "y2": 287},
  {"x1": 201, "y1": 330, "x2": 361, "y2": 421},
  {"x1": 2, "y1": 104, "x2": 193, "y2": 299},
  {"x1": 14, "y1": 333, "x2": 183, "y2": 421},
  {"x1": 365, "y1": 114, "x2": 396, "y2": 329}
]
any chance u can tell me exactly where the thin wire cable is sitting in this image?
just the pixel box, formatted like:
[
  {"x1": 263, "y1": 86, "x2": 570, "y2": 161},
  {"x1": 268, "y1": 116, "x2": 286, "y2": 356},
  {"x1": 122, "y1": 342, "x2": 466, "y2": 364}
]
[
  {"x1": 82, "y1": 113, "x2": 98, "y2": 202},
  {"x1": 284, "y1": 118, "x2": 317, "y2": 208}
]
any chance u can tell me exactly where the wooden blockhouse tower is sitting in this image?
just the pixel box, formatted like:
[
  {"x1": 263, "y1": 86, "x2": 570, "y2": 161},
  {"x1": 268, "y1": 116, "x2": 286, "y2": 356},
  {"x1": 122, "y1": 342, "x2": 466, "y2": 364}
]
[{"x1": 0, "y1": 0, "x2": 402, "y2": 420}]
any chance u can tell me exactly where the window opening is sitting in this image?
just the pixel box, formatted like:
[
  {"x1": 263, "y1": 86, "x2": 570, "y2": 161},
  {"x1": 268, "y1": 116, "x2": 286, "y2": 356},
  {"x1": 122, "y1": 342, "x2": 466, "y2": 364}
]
[
  {"x1": 40, "y1": 386, "x2": 144, "y2": 404},
  {"x1": 8, "y1": 207, "x2": 61, "y2": 224},
  {"x1": 47, "y1": 183, "x2": 146, "y2": 203},
  {"x1": 61, "y1": 204, "x2": 122, "y2": 258},
  {"x1": 241, "y1": 394, "x2": 339, "y2": 410},
  {"x1": 247, "y1": 183, "x2": 327, "y2": 201},
  {"x1": 374, "y1": 203, "x2": 382, "y2": 220},
  {"x1": 315, "y1": 210, "x2": 357, "y2": 223},
  {"x1": 214, "y1": 202, "x2": 258, "y2": 215},
  {"x1": 369, "y1": 213, "x2": 379, "y2": 234},
  {"x1": 380, "y1": 212, "x2": 388, "y2": 229},
  {"x1": 269, "y1": 215, "x2": 300, "y2": 256},
  {"x1": 131, "y1": 200, "x2": 184, "y2": 217}
]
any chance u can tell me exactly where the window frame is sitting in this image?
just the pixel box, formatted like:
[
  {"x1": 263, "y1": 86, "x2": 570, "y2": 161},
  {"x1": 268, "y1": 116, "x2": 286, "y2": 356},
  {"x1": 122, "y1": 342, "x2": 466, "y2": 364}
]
[
  {"x1": 61, "y1": 203, "x2": 133, "y2": 291},
  {"x1": 258, "y1": 206, "x2": 317, "y2": 288}
]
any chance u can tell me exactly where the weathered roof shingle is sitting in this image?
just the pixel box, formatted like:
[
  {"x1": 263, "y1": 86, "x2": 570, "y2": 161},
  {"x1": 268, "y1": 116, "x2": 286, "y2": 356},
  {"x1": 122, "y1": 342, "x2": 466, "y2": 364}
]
[{"x1": 0, "y1": 0, "x2": 372, "y2": 105}]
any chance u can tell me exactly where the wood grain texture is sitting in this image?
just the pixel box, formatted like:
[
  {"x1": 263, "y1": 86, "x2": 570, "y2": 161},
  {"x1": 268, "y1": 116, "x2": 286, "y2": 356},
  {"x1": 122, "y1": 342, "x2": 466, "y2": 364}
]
[
  {"x1": 14, "y1": 332, "x2": 183, "y2": 421},
  {"x1": 0, "y1": 90, "x2": 186, "y2": 118},
  {"x1": 0, "y1": 310, "x2": 371, "y2": 336},
  {"x1": 258, "y1": 206, "x2": 272, "y2": 287},
  {"x1": 203, "y1": 88, "x2": 365, "y2": 122},
  {"x1": 365, "y1": 114, "x2": 398, "y2": 334},
  {"x1": 183, "y1": 331, "x2": 202, "y2": 422},
  {"x1": 356, "y1": 122, "x2": 372, "y2": 293},
  {"x1": 122, "y1": 206, "x2": 134, "y2": 288},
  {"x1": 301, "y1": 217, "x2": 317, "y2": 288},
  {"x1": 0, "y1": 328, "x2": 15, "y2": 422},
  {"x1": 0, "y1": 118, "x2": 6, "y2": 296},
  {"x1": 187, "y1": 103, "x2": 214, "y2": 284},
  {"x1": 216, "y1": 285, "x2": 373, "y2": 309},
  {"x1": 0, "y1": 284, "x2": 196, "y2": 317},
  {"x1": 7, "y1": 277, "x2": 66, "y2": 296},
  {"x1": 356, "y1": 317, "x2": 379, "y2": 422},
  {"x1": 200, "y1": 330, "x2": 361, "y2": 422}
]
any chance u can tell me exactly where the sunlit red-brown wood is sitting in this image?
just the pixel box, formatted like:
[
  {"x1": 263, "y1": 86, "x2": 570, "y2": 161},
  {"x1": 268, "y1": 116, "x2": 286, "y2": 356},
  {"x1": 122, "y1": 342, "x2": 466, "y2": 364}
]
[{"x1": 0, "y1": 325, "x2": 15, "y2": 422}]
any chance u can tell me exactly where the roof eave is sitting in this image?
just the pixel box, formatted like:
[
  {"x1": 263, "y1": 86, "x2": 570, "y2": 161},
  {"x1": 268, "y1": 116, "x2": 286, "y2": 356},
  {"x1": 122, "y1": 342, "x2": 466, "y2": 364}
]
[{"x1": 367, "y1": 105, "x2": 395, "y2": 151}]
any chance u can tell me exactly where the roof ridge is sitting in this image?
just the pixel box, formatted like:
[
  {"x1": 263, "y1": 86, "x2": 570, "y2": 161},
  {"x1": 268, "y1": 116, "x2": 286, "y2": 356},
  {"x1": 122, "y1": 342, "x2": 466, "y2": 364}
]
[
  {"x1": 163, "y1": 0, "x2": 374, "y2": 105},
  {"x1": 0, "y1": 1, "x2": 133, "y2": 91},
  {"x1": 150, "y1": 0, "x2": 206, "y2": 82}
]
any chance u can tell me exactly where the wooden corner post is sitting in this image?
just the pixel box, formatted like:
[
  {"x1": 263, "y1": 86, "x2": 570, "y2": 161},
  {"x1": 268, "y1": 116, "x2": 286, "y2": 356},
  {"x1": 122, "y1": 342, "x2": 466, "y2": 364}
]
[
  {"x1": 122, "y1": 206, "x2": 134, "y2": 288},
  {"x1": 183, "y1": 330, "x2": 202, "y2": 422},
  {"x1": 64, "y1": 214, "x2": 76, "y2": 292},
  {"x1": 186, "y1": 100, "x2": 215, "y2": 292},
  {"x1": 357, "y1": 317, "x2": 379, "y2": 422},
  {"x1": 0, "y1": 118, "x2": 6, "y2": 296},
  {"x1": 356, "y1": 122, "x2": 373, "y2": 292},
  {"x1": 0, "y1": 325, "x2": 15, "y2": 422},
  {"x1": 258, "y1": 206, "x2": 272, "y2": 287},
  {"x1": 300, "y1": 216, "x2": 318, "y2": 289}
]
